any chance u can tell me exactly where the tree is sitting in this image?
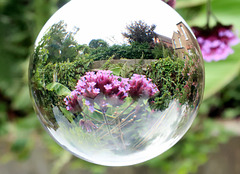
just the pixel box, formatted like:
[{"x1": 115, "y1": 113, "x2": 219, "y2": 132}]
[
  {"x1": 36, "y1": 20, "x2": 80, "y2": 65},
  {"x1": 89, "y1": 39, "x2": 108, "y2": 49},
  {"x1": 122, "y1": 20, "x2": 157, "y2": 44}
]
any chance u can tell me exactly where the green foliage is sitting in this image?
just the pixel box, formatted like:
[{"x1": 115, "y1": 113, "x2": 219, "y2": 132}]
[
  {"x1": 44, "y1": 58, "x2": 93, "y2": 89},
  {"x1": 88, "y1": 41, "x2": 155, "y2": 61},
  {"x1": 46, "y1": 82, "x2": 71, "y2": 96},
  {"x1": 33, "y1": 20, "x2": 80, "y2": 66},
  {"x1": 4, "y1": 114, "x2": 42, "y2": 161},
  {"x1": 70, "y1": 158, "x2": 107, "y2": 174},
  {"x1": 87, "y1": 40, "x2": 177, "y2": 61},
  {"x1": 0, "y1": 0, "x2": 69, "y2": 103},
  {"x1": 89, "y1": 39, "x2": 109, "y2": 49},
  {"x1": 0, "y1": 0, "x2": 33, "y2": 104},
  {"x1": 101, "y1": 51, "x2": 202, "y2": 111},
  {"x1": 146, "y1": 57, "x2": 184, "y2": 110},
  {"x1": 152, "y1": 43, "x2": 175, "y2": 59},
  {"x1": 144, "y1": 118, "x2": 232, "y2": 174},
  {"x1": 30, "y1": 21, "x2": 93, "y2": 125},
  {"x1": 0, "y1": 102, "x2": 8, "y2": 136},
  {"x1": 199, "y1": 72, "x2": 240, "y2": 119},
  {"x1": 31, "y1": 56, "x2": 93, "y2": 113}
]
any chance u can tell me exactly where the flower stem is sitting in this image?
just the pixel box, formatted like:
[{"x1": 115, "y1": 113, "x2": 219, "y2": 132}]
[
  {"x1": 95, "y1": 109, "x2": 115, "y2": 119},
  {"x1": 206, "y1": 0, "x2": 220, "y2": 28},
  {"x1": 102, "y1": 110, "x2": 113, "y2": 137},
  {"x1": 100, "y1": 110, "x2": 136, "y2": 139},
  {"x1": 82, "y1": 111, "x2": 102, "y2": 124},
  {"x1": 117, "y1": 117, "x2": 126, "y2": 149},
  {"x1": 206, "y1": 0, "x2": 211, "y2": 28},
  {"x1": 109, "y1": 101, "x2": 135, "y2": 124}
]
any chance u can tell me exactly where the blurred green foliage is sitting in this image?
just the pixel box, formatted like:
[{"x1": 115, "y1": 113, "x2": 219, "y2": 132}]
[
  {"x1": 144, "y1": 118, "x2": 232, "y2": 174},
  {"x1": 199, "y1": 72, "x2": 240, "y2": 119},
  {"x1": 0, "y1": 0, "x2": 239, "y2": 174}
]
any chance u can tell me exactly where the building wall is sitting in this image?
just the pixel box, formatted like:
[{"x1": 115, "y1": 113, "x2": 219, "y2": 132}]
[
  {"x1": 153, "y1": 22, "x2": 201, "y2": 59},
  {"x1": 154, "y1": 35, "x2": 172, "y2": 47},
  {"x1": 172, "y1": 22, "x2": 201, "y2": 59}
]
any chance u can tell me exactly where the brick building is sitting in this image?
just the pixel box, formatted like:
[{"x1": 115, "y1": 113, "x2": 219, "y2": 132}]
[
  {"x1": 154, "y1": 34, "x2": 172, "y2": 47},
  {"x1": 172, "y1": 22, "x2": 201, "y2": 59}
]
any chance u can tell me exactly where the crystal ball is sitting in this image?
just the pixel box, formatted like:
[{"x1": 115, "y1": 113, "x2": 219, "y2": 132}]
[{"x1": 29, "y1": 0, "x2": 204, "y2": 166}]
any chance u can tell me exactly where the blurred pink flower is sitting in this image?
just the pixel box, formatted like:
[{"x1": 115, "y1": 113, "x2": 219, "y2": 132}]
[
  {"x1": 162, "y1": 0, "x2": 176, "y2": 8},
  {"x1": 192, "y1": 24, "x2": 240, "y2": 62}
]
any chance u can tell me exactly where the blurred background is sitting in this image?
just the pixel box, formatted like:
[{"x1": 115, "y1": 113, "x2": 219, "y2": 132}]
[{"x1": 0, "y1": 0, "x2": 239, "y2": 173}]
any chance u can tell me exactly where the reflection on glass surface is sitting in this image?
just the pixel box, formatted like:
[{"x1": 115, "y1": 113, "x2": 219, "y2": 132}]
[{"x1": 29, "y1": 0, "x2": 204, "y2": 166}]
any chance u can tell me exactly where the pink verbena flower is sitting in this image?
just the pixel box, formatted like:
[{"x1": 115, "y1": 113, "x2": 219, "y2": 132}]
[
  {"x1": 129, "y1": 74, "x2": 159, "y2": 99},
  {"x1": 192, "y1": 24, "x2": 240, "y2": 62},
  {"x1": 76, "y1": 70, "x2": 129, "y2": 101},
  {"x1": 63, "y1": 90, "x2": 82, "y2": 113},
  {"x1": 162, "y1": 0, "x2": 176, "y2": 8},
  {"x1": 64, "y1": 70, "x2": 159, "y2": 113},
  {"x1": 65, "y1": 70, "x2": 130, "y2": 112}
]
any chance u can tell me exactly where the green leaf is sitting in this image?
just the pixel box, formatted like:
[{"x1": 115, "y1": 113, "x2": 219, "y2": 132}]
[
  {"x1": 60, "y1": 106, "x2": 74, "y2": 123},
  {"x1": 204, "y1": 44, "x2": 240, "y2": 100},
  {"x1": 46, "y1": 82, "x2": 71, "y2": 96},
  {"x1": 110, "y1": 67, "x2": 121, "y2": 76}
]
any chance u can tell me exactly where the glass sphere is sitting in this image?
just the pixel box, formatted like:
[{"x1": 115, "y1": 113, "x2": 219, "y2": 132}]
[{"x1": 29, "y1": 0, "x2": 204, "y2": 166}]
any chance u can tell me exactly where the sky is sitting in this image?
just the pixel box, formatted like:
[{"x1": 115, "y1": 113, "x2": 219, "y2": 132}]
[{"x1": 36, "y1": 0, "x2": 192, "y2": 46}]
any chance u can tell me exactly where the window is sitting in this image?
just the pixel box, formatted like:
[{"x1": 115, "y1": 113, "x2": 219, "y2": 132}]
[
  {"x1": 180, "y1": 25, "x2": 188, "y2": 40},
  {"x1": 178, "y1": 38, "x2": 182, "y2": 48},
  {"x1": 173, "y1": 39, "x2": 177, "y2": 48}
]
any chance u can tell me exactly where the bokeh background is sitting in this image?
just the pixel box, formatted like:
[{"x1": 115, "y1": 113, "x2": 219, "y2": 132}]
[{"x1": 0, "y1": 0, "x2": 240, "y2": 173}]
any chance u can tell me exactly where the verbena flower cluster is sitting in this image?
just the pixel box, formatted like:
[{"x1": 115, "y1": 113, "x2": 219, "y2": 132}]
[
  {"x1": 64, "y1": 90, "x2": 82, "y2": 113},
  {"x1": 162, "y1": 0, "x2": 176, "y2": 8},
  {"x1": 192, "y1": 24, "x2": 240, "y2": 62},
  {"x1": 64, "y1": 70, "x2": 159, "y2": 113}
]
